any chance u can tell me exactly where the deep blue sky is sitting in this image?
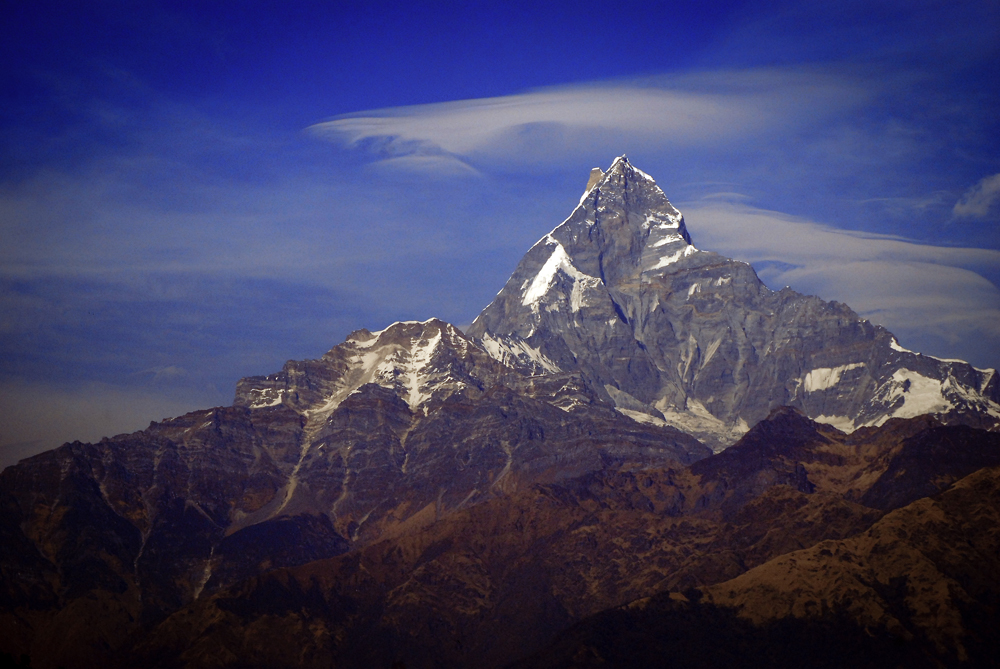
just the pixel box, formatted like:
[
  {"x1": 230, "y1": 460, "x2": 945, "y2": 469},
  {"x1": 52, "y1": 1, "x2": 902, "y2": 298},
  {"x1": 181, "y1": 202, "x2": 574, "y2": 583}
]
[{"x1": 2, "y1": 0, "x2": 999, "y2": 467}]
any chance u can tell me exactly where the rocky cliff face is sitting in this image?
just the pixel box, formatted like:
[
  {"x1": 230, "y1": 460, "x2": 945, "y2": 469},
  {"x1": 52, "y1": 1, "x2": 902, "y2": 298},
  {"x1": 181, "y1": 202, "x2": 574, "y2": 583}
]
[
  {"x1": 468, "y1": 156, "x2": 1000, "y2": 449},
  {"x1": 515, "y1": 460, "x2": 1000, "y2": 669}
]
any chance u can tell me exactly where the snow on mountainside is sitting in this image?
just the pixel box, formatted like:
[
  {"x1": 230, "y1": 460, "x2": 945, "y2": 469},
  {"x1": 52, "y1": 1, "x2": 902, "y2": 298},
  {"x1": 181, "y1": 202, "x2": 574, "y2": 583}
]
[
  {"x1": 468, "y1": 156, "x2": 1000, "y2": 449},
  {"x1": 231, "y1": 316, "x2": 706, "y2": 540},
  {"x1": 238, "y1": 319, "x2": 500, "y2": 421}
]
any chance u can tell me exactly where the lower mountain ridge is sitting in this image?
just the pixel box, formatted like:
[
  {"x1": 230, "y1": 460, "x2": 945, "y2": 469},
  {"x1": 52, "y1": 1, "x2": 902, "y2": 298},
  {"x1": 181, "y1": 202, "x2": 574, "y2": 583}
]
[{"x1": 3, "y1": 408, "x2": 999, "y2": 668}]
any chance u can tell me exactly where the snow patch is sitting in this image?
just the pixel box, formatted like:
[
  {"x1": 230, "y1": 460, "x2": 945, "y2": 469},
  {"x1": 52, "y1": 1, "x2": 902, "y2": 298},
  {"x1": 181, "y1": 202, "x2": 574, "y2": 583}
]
[
  {"x1": 813, "y1": 414, "x2": 857, "y2": 433},
  {"x1": 554, "y1": 398, "x2": 587, "y2": 413},
  {"x1": 890, "y1": 335, "x2": 972, "y2": 365},
  {"x1": 521, "y1": 239, "x2": 601, "y2": 311},
  {"x1": 349, "y1": 334, "x2": 379, "y2": 349},
  {"x1": 803, "y1": 363, "x2": 865, "y2": 392},
  {"x1": 630, "y1": 164, "x2": 656, "y2": 182},
  {"x1": 644, "y1": 212, "x2": 682, "y2": 232},
  {"x1": 877, "y1": 369, "x2": 954, "y2": 421},
  {"x1": 650, "y1": 248, "x2": 684, "y2": 270},
  {"x1": 979, "y1": 369, "x2": 997, "y2": 394},
  {"x1": 303, "y1": 323, "x2": 464, "y2": 422},
  {"x1": 655, "y1": 397, "x2": 749, "y2": 451},
  {"x1": 927, "y1": 354, "x2": 968, "y2": 364},
  {"x1": 889, "y1": 337, "x2": 913, "y2": 354},
  {"x1": 941, "y1": 373, "x2": 1000, "y2": 419},
  {"x1": 249, "y1": 388, "x2": 285, "y2": 409},
  {"x1": 701, "y1": 338, "x2": 723, "y2": 368},
  {"x1": 649, "y1": 244, "x2": 700, "y2": 269},
  {"x1": 404, "y1": 329, "x2": 443, "y2": 407},
  {"x1": 651, "y1": 233, "x2": 684, "y2": 247}
]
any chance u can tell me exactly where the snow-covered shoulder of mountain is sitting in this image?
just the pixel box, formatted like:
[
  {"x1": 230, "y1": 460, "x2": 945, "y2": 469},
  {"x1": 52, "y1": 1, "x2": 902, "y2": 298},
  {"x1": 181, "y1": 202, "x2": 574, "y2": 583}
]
[{"x1": 235, "y1": 318, "x2": 511, "y2": 422}]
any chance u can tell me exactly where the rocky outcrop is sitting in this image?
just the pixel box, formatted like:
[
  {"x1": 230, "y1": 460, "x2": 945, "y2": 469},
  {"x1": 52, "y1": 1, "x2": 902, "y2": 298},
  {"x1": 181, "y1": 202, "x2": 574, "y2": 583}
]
[
  {"x1": 230, "y1": 318, "x2": 707, "y2": 543},
  {"x1": 701, "y1": 464, "x2": 1000, "y2": 664}
]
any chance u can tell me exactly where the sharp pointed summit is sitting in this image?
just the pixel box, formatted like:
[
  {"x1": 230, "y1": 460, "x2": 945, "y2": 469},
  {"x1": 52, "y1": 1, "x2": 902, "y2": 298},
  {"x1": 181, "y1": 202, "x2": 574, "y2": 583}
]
[{"x1": 469, "y1": 157, "x2": 1000, "y2": 448}]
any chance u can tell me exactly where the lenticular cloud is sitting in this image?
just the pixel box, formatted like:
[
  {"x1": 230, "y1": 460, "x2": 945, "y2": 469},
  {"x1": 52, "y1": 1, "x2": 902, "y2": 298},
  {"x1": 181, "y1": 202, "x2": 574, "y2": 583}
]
[{"x1": 309, "y1": 70, "x2": 869, "y2": 169}]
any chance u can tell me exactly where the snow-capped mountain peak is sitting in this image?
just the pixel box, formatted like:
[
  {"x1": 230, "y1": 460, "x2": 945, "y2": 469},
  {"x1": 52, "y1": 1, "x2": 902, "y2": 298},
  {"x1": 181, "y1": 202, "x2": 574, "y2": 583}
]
[
  {"x1": 469, "y1": 157, "x2": 1000, "y2": 448},
  {"x1": 474, "y1": 155, "x2": 699, "y2": 333}
]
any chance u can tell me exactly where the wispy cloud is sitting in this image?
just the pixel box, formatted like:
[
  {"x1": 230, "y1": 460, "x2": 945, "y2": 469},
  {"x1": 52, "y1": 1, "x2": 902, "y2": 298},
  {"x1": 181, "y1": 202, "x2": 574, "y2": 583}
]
[
  {"x1": 953, "y1": 173, "x2": 1000, "y2": 220},
  {"x1": 310, "y1": 69, "x2": 872, "y2": 172}
]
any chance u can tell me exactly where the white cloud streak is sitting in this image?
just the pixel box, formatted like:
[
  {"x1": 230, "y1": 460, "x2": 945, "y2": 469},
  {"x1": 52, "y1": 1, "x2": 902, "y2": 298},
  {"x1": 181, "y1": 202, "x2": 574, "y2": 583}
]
[
  {"x1": 310, "y1": 70, "x2": 871, "y2": 170},
  {"x1": 686, "y1": 203, "x2": 1000, "y2": 271},
  {"x1": 953, "y1": 173, "x2": 1000, "y2": 219}
]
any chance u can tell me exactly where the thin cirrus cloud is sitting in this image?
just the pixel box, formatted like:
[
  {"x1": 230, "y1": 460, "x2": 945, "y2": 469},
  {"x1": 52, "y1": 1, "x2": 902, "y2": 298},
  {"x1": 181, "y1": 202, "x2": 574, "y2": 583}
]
[{"x1": 953, "y1": 173, "x2": 1000, "y2": 220}]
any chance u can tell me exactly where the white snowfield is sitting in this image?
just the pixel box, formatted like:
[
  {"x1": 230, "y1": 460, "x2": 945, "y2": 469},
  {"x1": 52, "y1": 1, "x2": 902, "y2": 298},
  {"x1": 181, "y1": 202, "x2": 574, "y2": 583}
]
[
  {"x1": 880, "y1": 369, "x2": 954, "y2": 419},
  {"x1": 248, "y1": 386, "x2": 285, "y2": 409},
  {"x1": 873, "y1": 369, "x2": 1000, "y2": 423},
  {"x1": 651, "y1": 232, "x2": 686, "y2": 248},
  {"x1": 648, "y1": 244, "x2": 698, "y2": 271},
  {"x1": 889, "y1": 337, "x2": 913, "y2": 354},
  {"x1": 803, "y1": 363, "x2": 866, "y2": 393},
  {"x1": 644, "y1": 213, "x2": 683, "y2": 233},
  {"x1": 813, "y1": 366, "x2": 1000, "y2": 434},
  {"x1": 521, "y1": 237, "x2": 601, "y2": 311},
  {"x1": 295, "y1": 320, "x2": 475, "y2": 427}
]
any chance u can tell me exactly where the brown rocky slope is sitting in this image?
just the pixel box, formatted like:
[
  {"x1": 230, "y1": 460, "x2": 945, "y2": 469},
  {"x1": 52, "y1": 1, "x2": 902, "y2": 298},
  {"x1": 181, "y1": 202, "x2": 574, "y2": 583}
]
[
  {"x1": 515, "y1": 464, "x2": 1000, "y2": 668},
  {"x1": 125, "y1": 410, "x2": 1000, "y2": 668}
]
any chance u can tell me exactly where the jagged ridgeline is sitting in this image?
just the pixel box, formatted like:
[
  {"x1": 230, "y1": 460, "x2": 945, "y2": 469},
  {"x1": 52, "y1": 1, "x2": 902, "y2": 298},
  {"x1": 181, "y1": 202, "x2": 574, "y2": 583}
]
[
  {"x1": 240, "y1": 156, "x2": 999, "y2": 451},
  {"x1": 2, "y1": 157, "x2": 999, "y2": 669}
]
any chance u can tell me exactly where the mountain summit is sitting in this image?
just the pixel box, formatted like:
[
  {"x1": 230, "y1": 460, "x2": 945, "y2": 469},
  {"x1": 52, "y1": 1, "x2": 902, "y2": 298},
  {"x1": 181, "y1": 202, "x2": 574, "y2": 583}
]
[{"x1": 469, "y1": 156, "x2": 1000, "y2": 448}]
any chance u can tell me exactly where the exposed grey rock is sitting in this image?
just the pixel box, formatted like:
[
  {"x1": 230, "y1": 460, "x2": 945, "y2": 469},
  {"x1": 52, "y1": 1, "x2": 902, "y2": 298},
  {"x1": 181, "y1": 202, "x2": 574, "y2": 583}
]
[{"x1": 468, "y1": 156, "x2": 1000, "y2": 449}]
